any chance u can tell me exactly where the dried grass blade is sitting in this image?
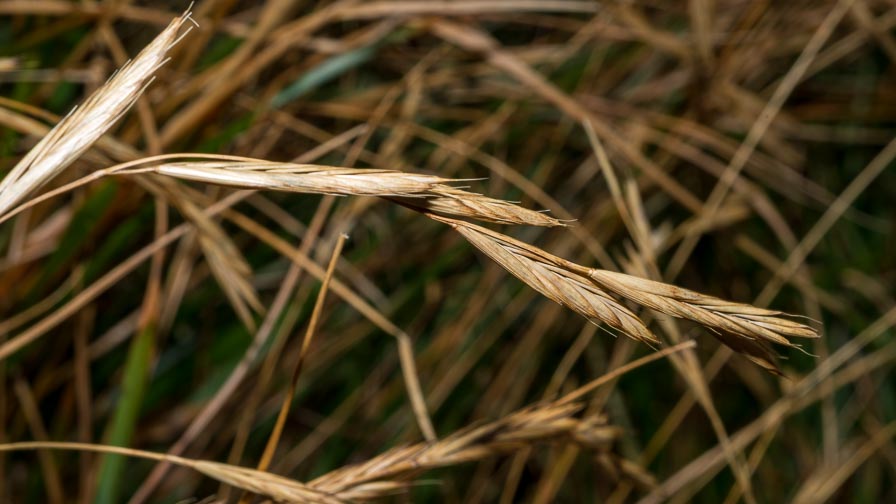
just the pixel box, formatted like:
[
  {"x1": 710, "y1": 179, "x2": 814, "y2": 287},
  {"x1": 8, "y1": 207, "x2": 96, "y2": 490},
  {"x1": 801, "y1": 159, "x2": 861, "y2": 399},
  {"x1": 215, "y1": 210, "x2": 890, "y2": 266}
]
[{"x1": 155, "y1": 179, "x2": 262, "y2": 331}]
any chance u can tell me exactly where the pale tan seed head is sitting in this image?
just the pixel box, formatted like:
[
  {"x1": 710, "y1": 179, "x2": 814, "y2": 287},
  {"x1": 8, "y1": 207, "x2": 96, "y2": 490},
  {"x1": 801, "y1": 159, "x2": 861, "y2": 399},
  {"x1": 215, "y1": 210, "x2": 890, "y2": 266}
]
[
  {"x1": 586, "y1": 269, "x2": 819, "y2": 347},
  {"x1": 0, "y1": 11, "x2": 193, "y2": 218},
  {"x1": 391, "y1": 184, "x2": 564, "y2": 226},
  {"x1": 309, "y1": 402, "x2": 627, "y2": 500},
  {"x1": 150, "y1": 161, "x2": 451, "y2": 197},
  {"x1": 430, "y1": 215, "x2": 659, "y2": 345},
  {"x1": 142, "y1": 160, "x2": 563, "y2": 226},
  {"x1": 191, "y1": 460, "x2": 342, "y2": 504},
  {"x1": 428, "y1": 214, "x2": 818, "y2": 371}
]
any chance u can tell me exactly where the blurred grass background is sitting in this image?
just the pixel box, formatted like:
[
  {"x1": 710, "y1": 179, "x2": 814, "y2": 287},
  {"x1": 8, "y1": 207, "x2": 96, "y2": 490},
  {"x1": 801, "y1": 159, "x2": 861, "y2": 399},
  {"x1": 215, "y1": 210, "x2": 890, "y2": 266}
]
[{"x1": 1, "y1": 1, "x2": 895, "y2": 502}]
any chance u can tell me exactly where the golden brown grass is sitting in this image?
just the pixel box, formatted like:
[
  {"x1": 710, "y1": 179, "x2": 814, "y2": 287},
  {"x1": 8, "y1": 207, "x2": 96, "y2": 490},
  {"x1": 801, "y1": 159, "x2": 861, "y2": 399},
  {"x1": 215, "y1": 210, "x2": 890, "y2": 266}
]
[
  {"x1": 1, "y1": 2, "x2": 894, "y2": 503},
  {"x1": 138, "y1": 159, "x2": 565, "y2": 226},
  {"x1": 34, "y1": 153, "x2": 817, "y2": 372},
  {"x1": 306, "y1": 402, "x2": 634, "y2": 501},
  {"x1": 432, "y1": 214, "x2": 817, "y2": 371},
  {"x1": 0, "y1": 10, "x2": 192, "y2": 217},
  {"x1": 0, "y1": 397, "x2": 649, "y2": 503}
]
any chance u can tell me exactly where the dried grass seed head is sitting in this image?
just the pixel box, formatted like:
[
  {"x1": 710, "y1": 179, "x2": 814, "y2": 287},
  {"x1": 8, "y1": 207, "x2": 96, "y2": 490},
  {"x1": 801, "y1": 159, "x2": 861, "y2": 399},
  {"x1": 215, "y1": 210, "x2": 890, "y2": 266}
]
[
  {"x1": 432, "y1": 215, "x2": 659, "y2": 345},
  {"x1": 144, "y1": 159, "x2": 563, "y2": 226},
  {"x1": 0, "y1": 11, "x2": 193, "y2": 218},
  {"x1": 431, "y1": 215, "x2": 818, "y2": 371},
  {"x1": 309, "y1": 402, "x2": 626, "y2": 501},
  {"x1": 587, "y1": 269, "x2": 819, "y2": 347}
]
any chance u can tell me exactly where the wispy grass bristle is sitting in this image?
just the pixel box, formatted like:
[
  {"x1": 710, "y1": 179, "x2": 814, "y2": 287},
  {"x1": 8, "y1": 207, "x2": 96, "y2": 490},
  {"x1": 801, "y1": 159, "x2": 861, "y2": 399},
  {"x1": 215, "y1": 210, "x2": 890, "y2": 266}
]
[{"x1": 392, "y1": 184, "x2": 564, "y2": 226}]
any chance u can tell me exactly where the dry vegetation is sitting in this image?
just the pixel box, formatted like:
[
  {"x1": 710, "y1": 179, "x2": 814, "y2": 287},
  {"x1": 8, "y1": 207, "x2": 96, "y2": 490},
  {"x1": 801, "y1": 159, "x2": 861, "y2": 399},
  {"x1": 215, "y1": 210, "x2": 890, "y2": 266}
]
[{"x1": 1, "y1": 1, "x2": 894, "y2": 503}]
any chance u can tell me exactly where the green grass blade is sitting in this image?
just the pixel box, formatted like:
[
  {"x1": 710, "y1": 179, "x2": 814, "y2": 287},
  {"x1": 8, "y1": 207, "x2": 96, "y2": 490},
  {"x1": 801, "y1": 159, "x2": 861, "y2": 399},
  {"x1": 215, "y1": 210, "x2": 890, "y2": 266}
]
[{"x1": 93, "y1": 323, "x2": 155, "y2": 504}]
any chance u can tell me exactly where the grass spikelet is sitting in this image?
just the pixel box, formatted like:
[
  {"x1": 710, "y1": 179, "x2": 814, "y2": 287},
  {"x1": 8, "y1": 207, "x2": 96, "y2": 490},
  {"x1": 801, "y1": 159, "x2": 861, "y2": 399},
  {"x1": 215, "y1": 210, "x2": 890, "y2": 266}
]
[
  {"x1": 0, "y1": 401, "x2": 638, "y2": 503},
  {"x1": 585, "y1": 269, "x2": 819, "y2": 347},
  {"x1": 190, "y1": 460, "x2": 343, "y2": 504},
  {"x1": 309, "y1": 402, "x2": 628, "y2": 500},
  {"x1": 430, "y1": 214, "x2": 658, "y2": 345},
  {"x1": 149, "y1": 161, "x2": 454, "y2": 197},
  {"x1": 392, "y1": 184, "x2": 563, "y2": 226},
  {"x1": 136, "y1": 159, "x2": 563, "y2": 226},
  {"x1": 0, "y1": 10, "x2": 192, "y2": 218},
  {"x1": 432, "y1": 215, "x2": 818, "y2": 366}
]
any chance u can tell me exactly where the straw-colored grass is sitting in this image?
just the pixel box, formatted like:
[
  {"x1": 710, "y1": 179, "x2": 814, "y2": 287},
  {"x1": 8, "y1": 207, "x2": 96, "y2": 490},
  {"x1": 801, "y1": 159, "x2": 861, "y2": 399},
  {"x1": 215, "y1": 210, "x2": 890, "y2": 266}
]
[
  {"x1": 110, "y1": 159, "x2": 817, "y2": 370},
  {"x1": 2, "y1": 2, "x2": 892, "y2": 503},
  {"x1": 0, "y1": 399, "x2": 645, "y2": 503},
  {"x1": 306, "y1": 402, "x2": 635, "y2": 500},
  {"x1": 0, "y1": 10, "x2": 192, "y2": 217},
  {"x1": 139, "y1": 160, "x2": 564, "y2": 226},
  {"x1": 432, "y1": 214, "x2": 817, "y2": 370}
]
